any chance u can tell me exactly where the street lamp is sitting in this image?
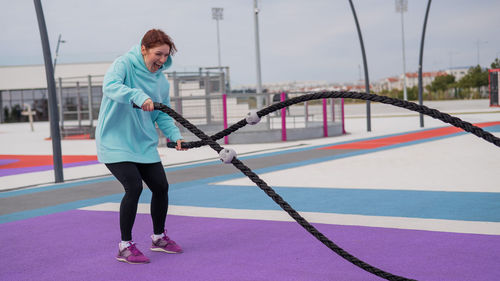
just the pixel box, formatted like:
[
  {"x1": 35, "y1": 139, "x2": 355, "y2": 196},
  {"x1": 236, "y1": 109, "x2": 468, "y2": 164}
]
[
  {"x1": 34, "y1": 0, "x2": 64, "y2": 182},
  {"x1": 53, "y1": 34, "x2": 66, "y2": 75},
  {"x1": 253, "y1": 0, "x2": 264, "y2": 109},
  {"x1": 349, "y1": 0, "x2": 372, "y2": 132},
  {"x1": 396, "y1": 0, "x2": 408, "y2": 101},
  {"x1": 212, "y1": 7, "x2": 223, "y2": 69}
]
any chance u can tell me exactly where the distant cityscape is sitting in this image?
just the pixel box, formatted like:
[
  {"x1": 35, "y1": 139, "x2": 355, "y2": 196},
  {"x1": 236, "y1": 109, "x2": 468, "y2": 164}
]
[
  {"x1": 0, "y1": 63, "x2": 472, "y2": 94},
  {"x1": 232, "y1": 66, "x2": 471, "y2": 94}
]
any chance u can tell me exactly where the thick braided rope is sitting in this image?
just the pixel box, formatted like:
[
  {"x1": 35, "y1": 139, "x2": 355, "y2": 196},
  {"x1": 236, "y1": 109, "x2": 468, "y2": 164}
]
[
  {"x1": 167, "y1": 91, "x2": 500, "y2": 149},
  {"x1": 154, "y1": 102, "x2": 415, "y2": 281}
]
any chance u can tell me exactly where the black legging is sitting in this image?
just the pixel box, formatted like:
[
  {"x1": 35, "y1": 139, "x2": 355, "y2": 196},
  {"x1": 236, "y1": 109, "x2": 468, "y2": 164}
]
[{"x1": 106, "y1": 162, "x2": 169, "y2": 241}]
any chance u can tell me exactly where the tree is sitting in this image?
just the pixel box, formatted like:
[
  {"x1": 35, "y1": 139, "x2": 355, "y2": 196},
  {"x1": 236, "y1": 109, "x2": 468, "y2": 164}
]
[
  {"x1": 427, "y1": 74, "x2": 455, "y2": 92},
  {"x1": 407, "y1": 86, "x2": 419, "y2": 100},
  {"x1": 491, "y1": 58, "x2": 500, "y2": 69},
  {"x1": 457, "y1": 65, "x2": 488, "y2": 89}
]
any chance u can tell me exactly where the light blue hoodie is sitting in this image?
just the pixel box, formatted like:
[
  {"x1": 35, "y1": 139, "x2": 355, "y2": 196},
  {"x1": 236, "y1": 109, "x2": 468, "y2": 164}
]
[{"x1": 95, "y1": 44, "x2": 182, "y2": 164}]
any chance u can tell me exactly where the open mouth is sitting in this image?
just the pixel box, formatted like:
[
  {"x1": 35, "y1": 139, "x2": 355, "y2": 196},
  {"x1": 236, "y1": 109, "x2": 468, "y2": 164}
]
[{"x1": 151, "y1": 62, "x2": 162, "y2": 72}]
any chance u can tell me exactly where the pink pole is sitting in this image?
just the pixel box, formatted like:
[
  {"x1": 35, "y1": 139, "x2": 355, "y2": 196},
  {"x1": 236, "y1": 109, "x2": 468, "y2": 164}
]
[
  {"x1": 341, "y1": 98, "x2": 346, "y2": 134},
  {"x1": 281, "y1": 92, "x2": 287, "y2": 141},
  {"x1": 222, "y1": 94, "x2": 228, "y2": 144},
  {"x1": 331, "y1": 98, "x2": 335, "y2": 122},
  {"x1": 322, "y1": 98, "x2": 328, "y2": 137}
]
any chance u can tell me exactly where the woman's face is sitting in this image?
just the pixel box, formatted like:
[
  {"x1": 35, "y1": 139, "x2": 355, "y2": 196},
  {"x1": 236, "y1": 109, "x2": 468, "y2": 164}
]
[{"x1": 141, "y1": 44, "x2": 170, "y2": 73}]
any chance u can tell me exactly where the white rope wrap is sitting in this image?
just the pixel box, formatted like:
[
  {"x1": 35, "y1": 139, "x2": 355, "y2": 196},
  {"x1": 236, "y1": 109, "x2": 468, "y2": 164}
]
[
  {"x1": 219, "y1": 148, "x2": 237, "y2": 164},
  {"x1": 245, "y1": 110, "x2": 261, "y2": 125}
]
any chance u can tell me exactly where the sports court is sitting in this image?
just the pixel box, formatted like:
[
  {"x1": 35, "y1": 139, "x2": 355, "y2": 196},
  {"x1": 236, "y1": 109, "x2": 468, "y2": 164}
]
[{"x1": 1, "y1": 100, "x2": 499, "y2": 280}]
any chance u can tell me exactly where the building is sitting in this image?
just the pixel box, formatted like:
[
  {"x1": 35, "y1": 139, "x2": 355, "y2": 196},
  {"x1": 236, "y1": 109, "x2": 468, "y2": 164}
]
[
  {"x1": 374, "y1": 77, "x2": 400, "y2": 92},
  {"x1": 404, "y1": 71, "x2": 448, "y2": 88},
  {"x1": 374, "y1": 67, "x2": 471, "y2": 92},
  {"x1": 0, "y1": 62, "x2": 111, "y2": 91},
  {"x1": 444, "y1": 66, "x2": 469, "y2": 81}
]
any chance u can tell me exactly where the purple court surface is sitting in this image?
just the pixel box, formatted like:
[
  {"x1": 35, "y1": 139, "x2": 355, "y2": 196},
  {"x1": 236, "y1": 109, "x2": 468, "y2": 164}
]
[{"x1": 2, "y1": 210, "x2": 499, "y2": 281}]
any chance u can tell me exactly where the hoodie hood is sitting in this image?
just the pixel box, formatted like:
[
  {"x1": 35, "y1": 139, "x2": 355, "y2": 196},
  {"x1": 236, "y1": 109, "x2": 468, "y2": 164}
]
[{"x1": 125, "y1": 44, "x2": 172, "y2": 74}]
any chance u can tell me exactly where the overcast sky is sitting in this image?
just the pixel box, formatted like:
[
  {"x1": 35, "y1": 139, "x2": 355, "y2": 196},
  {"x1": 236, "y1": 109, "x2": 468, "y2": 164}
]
[{"x1": 1, "y1": 0, "x2": 499, "y2": 87}]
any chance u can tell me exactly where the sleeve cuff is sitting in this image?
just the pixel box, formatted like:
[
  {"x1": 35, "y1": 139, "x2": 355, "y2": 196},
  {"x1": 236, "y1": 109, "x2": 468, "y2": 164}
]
[{"x1": 133, "y1": 92, "x2": 150, "y2": 107}]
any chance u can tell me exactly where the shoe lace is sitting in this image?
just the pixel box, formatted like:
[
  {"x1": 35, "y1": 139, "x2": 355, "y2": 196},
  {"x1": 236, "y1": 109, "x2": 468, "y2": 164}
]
[
  {"x1": 161, "y1": 235, "x2": 176, "y2": 246},
  {"x1": 128, "y1": 243, "x2": 143, "y2": 256}
]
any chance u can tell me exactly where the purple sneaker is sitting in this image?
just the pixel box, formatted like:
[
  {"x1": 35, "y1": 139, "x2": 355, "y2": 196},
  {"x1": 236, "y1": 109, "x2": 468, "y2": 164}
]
[
  {"x1": 151, "y1": 231, "x2": 183, "y2": 253},
  {"x1": 116, "y1": 242, "x2": 150, "y2": 264}
]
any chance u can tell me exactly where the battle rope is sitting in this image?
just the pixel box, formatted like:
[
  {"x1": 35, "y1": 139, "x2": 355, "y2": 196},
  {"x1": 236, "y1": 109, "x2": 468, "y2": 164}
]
[
  {"x1": 147, "y1": 91, "x2": 498, "y2": 280},
  {"x1": 138, "y1": 96, "x2": 420, "y2": 281},
  {"x1": 165, "y1": 91, "x2": 500, "y2": 149}
]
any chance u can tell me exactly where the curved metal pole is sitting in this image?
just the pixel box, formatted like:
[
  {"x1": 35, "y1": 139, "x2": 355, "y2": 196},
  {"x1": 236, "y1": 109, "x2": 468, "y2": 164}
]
[
  {"x1": 418, "y1": 0, "x2": 432, "y2": 128},
  {"x1": 253, "y1": 0, "x2": 264, "y2": 109},
  {"x1": 348, "y1": 0, "x2": 371, "y2": 132},
  {"x1": 34, "y1": 0, "x2": 64, "y2": 182}
]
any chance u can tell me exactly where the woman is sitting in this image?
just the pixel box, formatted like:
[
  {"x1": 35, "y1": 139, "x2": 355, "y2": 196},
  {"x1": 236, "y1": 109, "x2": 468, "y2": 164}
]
[{"x1": 96, "y1": 29, "x2": 187, "y2": 264}]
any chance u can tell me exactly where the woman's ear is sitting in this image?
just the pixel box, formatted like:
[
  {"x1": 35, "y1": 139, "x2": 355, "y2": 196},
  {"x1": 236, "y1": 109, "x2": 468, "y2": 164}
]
[{"x1": 141, "y1": 45, "x2": 147, "y2": 56}]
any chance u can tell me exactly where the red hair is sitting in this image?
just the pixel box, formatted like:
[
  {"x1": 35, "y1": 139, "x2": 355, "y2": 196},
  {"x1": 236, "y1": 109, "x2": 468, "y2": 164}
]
[{"x1": 141, "y1": 29, "x2": 177, "y2": 55}]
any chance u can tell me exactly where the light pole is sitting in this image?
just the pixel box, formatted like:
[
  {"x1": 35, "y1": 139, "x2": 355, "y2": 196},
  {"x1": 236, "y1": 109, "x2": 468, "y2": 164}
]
[
  {"x1": 475, "y1": 39, "x2": 488, "y2": 66},
  {"x1": 253, "y1": 0, "x2": 264, "y2": 109},
  {"x1": 349, "y1": 0, "x2": 372, "y2": 132},
  {"x1": 53, "y1": 34, "x2": 66, "y2": 75},
  {"x1": 212, "y1": 8, "x2": 223, "y2": 69},
  {"x1": 417, "y1": 0, "x2": 432, "y2": 128},
  {"x1": 396, "y1": 0, "x2": 408, "y2": 100},
  {"x1": 34, "y1": 0, "x2": 64, "y2": 182}
]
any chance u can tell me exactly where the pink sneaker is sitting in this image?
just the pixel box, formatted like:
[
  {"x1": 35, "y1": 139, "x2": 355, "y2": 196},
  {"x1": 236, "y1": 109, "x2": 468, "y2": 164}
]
[
  {"x1": 116, "y1": 242, "x2": 150, "y2": 264},
  {"x1": 151, "y1": 231, "x2": 183, "y2": 253}
]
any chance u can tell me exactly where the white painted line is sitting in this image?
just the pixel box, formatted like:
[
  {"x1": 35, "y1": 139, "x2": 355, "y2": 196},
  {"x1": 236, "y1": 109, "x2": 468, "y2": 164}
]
[{"x1": 79, "y1": 203, "x2": 500, "y2": 235}]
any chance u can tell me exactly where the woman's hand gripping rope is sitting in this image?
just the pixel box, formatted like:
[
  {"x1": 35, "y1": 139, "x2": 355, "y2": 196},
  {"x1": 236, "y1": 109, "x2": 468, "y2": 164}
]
[{"x1": 132, "y1": 101, "x2": 187, "y2": 151}]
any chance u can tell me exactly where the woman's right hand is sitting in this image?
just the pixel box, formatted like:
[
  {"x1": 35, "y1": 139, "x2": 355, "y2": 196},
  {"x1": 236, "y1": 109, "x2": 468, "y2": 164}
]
[{"x1": 141, "y1": 98, "x2": 154, "y2": 111}]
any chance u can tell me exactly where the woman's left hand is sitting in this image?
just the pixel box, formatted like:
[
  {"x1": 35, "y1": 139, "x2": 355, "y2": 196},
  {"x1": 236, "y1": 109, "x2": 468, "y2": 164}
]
[
  {"x1": 176, "y1": 139, "x2": 188, "y2": 151},
  {"x1": 141, "y1": 98, "x2": 154, "y2": 111}
]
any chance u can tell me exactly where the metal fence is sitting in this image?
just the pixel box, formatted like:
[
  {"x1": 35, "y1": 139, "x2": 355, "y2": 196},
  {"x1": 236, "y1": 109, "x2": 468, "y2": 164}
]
[
  {"x1": 0, "y1": 71, "x2": 345, "y2": 144},
  {"x1": 165, "y1": 91, "x2": 344, "y2": 144}
]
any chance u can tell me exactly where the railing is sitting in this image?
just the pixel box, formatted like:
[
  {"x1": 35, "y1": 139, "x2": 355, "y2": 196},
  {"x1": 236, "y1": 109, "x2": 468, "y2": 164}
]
[{"x1": 0, "y1": 72, "x2": 345, "y2": 144}]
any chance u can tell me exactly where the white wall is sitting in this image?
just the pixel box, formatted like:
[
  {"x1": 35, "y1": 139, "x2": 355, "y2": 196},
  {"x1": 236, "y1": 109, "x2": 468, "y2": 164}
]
[{"x1": 0, "y1": 62, "x2": 112, "y2": 90}]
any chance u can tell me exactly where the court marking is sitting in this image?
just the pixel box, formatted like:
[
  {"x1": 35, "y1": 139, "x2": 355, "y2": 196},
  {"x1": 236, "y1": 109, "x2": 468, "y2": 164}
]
[
  {"x1": 1, "y1": 122, "x2": 499, "y2": 225},
  {"x1": 2, "y1": 121, "x2": 497, "y2": 196},
  {"x1": 0, "y1": 155, "x2": 98, "y2": 176},
  {"x1": 80, "y1": 203, "x2": 500, "y2": 235}
]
